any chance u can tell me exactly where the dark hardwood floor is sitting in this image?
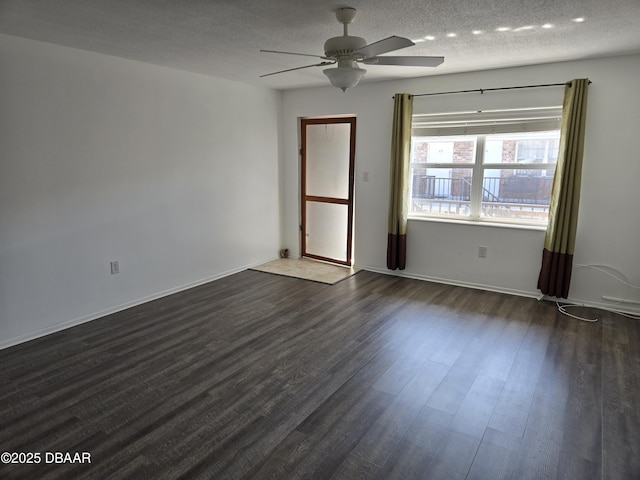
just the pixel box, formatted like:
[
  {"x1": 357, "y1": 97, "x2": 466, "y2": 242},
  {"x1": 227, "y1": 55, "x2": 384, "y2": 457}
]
[{"x1": 1, "y1": 269, "x2": 639, "y2": 479}]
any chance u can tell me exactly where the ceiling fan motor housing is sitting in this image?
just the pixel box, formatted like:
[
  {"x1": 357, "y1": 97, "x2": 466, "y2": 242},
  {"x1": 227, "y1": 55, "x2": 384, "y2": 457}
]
[
  {"x1": 324, "y1": 35, "x2": 367, "y2": 58},
  {"x1": 324, "y1": 7, "x2": 366, "y2": 59}
]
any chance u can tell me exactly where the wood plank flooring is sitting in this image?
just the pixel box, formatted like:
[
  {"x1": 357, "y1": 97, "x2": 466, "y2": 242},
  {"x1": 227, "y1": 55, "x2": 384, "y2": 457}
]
[{"x1": 1, "y1": 270, "x2": 639, "y2": 479}]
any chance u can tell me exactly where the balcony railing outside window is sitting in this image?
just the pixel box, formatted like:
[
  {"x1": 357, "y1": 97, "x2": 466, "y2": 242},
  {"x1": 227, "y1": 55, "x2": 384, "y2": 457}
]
[{"x1": 410, "y1": 175, "x2": 554, "y2": 221}]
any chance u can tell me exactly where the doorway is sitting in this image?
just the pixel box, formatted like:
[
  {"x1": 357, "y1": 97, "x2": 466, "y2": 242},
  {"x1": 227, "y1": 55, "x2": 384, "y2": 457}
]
[{"x1": 301, "y1": 117, "x2": 356, "y2": 266}]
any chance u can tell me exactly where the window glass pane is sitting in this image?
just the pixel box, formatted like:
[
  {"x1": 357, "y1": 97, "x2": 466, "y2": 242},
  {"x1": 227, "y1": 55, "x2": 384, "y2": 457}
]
[
  {"x1": 306, "y1": 123, "x2": 351, "y2": 198},
  {"x1": 305, "y1": 201, "x2": 348, "y2": 262},
  {"x1": 412, "y1": 136, "x2": 476, "y2": 164},
  {"x1": 410, "y1": 167, "x2": 473, "y2": 217},
  {"x1": 481, "y1": 167, "x2": 555, "y2": 222},
  {"x1": 483, "y1": 131, "x2": 560, "y2": 165}
]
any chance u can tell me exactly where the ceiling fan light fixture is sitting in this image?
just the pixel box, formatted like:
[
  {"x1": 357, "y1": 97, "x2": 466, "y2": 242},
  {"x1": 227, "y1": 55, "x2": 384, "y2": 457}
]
[{"x1": 323, "y1": 66, "x2": 367, "y2": 91}]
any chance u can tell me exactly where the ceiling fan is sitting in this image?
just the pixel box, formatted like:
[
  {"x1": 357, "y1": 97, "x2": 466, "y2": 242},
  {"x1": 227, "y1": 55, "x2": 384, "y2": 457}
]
[{"x1": 260, "y1": 7, "x2": 444, "y2": 91}]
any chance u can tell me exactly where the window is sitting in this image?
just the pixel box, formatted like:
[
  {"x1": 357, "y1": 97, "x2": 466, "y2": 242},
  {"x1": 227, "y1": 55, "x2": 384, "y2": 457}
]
[{"x1": 409, "y1": 107, "x2": 561, "y2": 226}]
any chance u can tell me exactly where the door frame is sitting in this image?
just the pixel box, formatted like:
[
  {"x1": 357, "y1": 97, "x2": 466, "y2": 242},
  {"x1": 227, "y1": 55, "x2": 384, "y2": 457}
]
[{"x1": 300, "y1": 116, "x2": 356, "y2": 266}]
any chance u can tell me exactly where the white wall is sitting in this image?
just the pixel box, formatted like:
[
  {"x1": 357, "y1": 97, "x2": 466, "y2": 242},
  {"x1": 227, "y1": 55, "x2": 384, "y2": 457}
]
[
  {"x1": 282, "y1": 54, "x2": 640, "y2": 313},
  {"x1": 0, "y1": 34, "x2": 282, "y2": 347}
]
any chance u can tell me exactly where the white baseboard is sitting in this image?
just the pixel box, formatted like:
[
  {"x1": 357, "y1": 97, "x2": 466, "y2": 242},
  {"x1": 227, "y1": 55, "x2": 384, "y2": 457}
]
[
  {"x1": 0, "y1": 258, "x2": 277, "y2": 351},
  {"x1": 358, "y1": 265, "x2": 540, "y2": 299},
  {"x1": 542, "y1": 296, "x2": 640, "y2": 316},
  {"x1": 357, "y1": 264, "x2": 640, "y2": 317}
]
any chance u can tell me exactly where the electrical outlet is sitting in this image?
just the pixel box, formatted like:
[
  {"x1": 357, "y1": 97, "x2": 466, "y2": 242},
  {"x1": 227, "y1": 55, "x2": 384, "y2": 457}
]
[
  {"x1": 478, "y1": 246, "x2": 487, "y2": 258},
  {"x1": 110, "y1": 261, "x2": 120, "y2": 275}
]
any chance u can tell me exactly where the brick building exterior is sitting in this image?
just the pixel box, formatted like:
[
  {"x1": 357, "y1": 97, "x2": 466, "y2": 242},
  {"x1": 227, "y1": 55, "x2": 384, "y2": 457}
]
[{"x1": 412, "y1": 138, "x2": 554, "y2": 204}]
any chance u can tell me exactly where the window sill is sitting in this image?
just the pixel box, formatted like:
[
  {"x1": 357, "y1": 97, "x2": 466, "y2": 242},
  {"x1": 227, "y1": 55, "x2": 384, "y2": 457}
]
[{"x1": 407, "y1": 215, "x2": 548, "y2": 232}]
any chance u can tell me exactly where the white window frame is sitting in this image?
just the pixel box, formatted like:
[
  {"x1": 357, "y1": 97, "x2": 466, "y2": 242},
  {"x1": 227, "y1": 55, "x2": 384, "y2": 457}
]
[{"x1": 409, "y1": 107, "x2": 562, "y2": 228}]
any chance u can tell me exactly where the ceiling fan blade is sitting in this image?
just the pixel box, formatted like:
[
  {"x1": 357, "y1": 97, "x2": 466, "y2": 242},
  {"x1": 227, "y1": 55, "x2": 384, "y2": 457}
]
[
  {"x1": 260, "y1": 49, "x2": 332, "y2": 60},
  {"x1": 352, "y1": 36, "x2": 414, "y2": 59},
  {"x1": 363, "y1": 56, "x2": 445, "y2": 67},
  {"x1": 260, "y1": 61, "x2": 335, "y2": 78}
]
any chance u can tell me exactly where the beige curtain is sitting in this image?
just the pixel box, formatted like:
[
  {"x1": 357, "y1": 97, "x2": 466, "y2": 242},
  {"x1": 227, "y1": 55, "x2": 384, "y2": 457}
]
[
  {"x1": 387, "y1": 93, "x2": 413, "y2": 270},
  {"x1": 537, "y1": 78, "x2": 589, "y2": 298}
]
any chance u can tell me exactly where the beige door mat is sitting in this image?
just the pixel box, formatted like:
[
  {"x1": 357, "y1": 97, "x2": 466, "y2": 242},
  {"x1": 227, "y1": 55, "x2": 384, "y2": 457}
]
[{"x1": 250, "y1": 257, "x2": 360, "y2": 285}]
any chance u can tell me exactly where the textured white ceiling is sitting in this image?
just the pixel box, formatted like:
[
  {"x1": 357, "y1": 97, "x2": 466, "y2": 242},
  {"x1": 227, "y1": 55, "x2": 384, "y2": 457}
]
[{"x1": 2, "y1": 0, "x2": 640, "y2": 90}]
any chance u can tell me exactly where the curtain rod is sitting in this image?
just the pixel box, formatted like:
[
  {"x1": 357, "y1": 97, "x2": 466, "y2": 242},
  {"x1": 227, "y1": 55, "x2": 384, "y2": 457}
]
[{"x1": 395, "y1": 80, "x2": 592, "y2": 99}]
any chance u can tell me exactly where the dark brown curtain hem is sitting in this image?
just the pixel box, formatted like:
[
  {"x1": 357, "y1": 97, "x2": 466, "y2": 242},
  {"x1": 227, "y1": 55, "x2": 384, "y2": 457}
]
[
  {"x1": 537, "y1": 248, "x2": 573, "y2": 299},
  {"x1": 387, "y1": 233, "x2": 407, "y2": 270}
]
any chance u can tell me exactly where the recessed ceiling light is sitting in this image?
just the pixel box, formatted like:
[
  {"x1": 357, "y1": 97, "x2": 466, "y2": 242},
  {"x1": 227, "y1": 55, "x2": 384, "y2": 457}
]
[
  {"x1": 496, "y1": 27, "x2": 511, "y2": 32},
  {"x1": 542, "y1": 23, "x2": 554, "y2": 29},
  {"x1": 515, "y1": 25, "x2": 534, "y2": 31},
  {"x1": 424, "y1": 35, "x2": 436, "y2": 41},
  {"x1": 472, "y1": 30, "x2": 483, "y2": 35},
  {"x1": 572, "y1": 17, "x2": 585, "y2": 23},
  {"x1": 447, "y1": 33, "x2": 457, "y2": 37}
]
